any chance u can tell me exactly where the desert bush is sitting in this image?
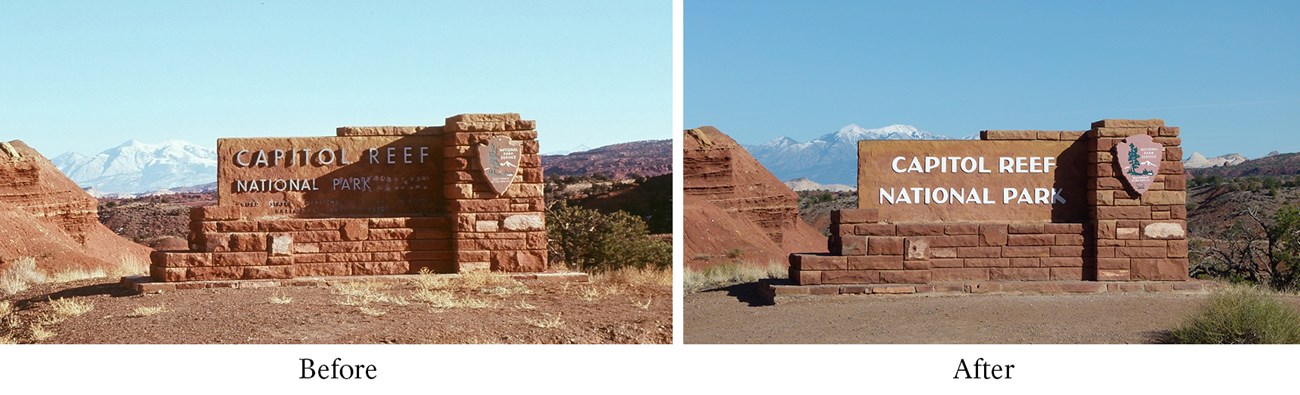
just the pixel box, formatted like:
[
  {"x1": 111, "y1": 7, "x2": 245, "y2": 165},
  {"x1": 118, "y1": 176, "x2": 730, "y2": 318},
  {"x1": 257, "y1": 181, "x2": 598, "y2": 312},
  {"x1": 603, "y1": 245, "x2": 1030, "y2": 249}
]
[
  {"x1": 684, "y1": 261, "x2": 787, "y2": 292},
  {"x1": 1170, "y1": 286, "x2": 1300, "y2": 344},
  {"x1": 0, "y1": 257, "x2": 46, "y2": 296},
  {"x1": 1192, "y1": 205, "x2": 1300, "y2": 291},
  {"x1": 546, "y1": 203, "x2": 671, "y2": 272}
]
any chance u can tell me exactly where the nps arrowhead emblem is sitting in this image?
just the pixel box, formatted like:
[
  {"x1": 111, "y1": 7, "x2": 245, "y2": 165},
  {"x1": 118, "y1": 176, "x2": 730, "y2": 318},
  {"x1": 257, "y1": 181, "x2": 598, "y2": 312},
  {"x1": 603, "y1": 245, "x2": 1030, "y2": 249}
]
[
  {"x1": 1115, "y1": 134, "x2": 1162, "y2": 195},
  {"x1": 476, "y1": 135, "x2": 523, "y2": 196}
]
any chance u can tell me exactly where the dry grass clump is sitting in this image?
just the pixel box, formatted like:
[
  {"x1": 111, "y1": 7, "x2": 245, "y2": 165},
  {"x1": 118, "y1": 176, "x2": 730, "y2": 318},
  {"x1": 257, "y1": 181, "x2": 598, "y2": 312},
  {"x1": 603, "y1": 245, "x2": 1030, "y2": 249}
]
[
  {"x1": 1171, "y1": 285, "x2": 1300, "y2": 344},
  {"x1": 1, "y1": 257, "x2": 46, "y2": 296},
  {"x1": 332, "y1": 280, "x2": 401, "y2": 306},
  {"x1": 48, "y1": 297, "x2": 94, "y2": 317},
  {"x1": 577, "y1": 284, "x2": 622, "y2": 302},
  {"x1": 110, "y1": 255, "x2": 150, "y2": 277},
  {"x1": 412, "y1": 268, "x2": 452, "y2": 290},
  {"x1": 459, "y1": 270, "x2": 527, "y2": 292},
  {"x1": 684, "y1": 261, "x2": 787, "y2": 293},
  {"x1": 411, "y1": 288, "x2": 496, "y2": 310},
  {"x1": 3, "y1": 314, "x2": 20, "y2": 330},
  {"x1": 46, "y1": 267, "x2": 107, "y2": 284},
  {"x1": 515, "y1": 299, "x2": 537, "y2": 310},
  {"x1": 358, "y1": 306, "x2": 386, "y2": 317},
  {"x1": 1, "y1": 255, "x2": 149, "y2": 297},
  {"x1": 268, "y1": 293, "x2": 294, "y2": 304},
  {"x1": 128, "y1": 304, "x2": 168, "y2": 317},
  {"x1": 481, "y1": 281, "x2": 531, "y2": 297},
  {"x1": 524, "y1": 313, "x2": 564, "y2": 329},
  {"x1": 413, "y1": 269, "x2": 529, "y2": 300},
  {"x1": 28, "y1": 323, "x2": 54, "y2": 341},
  {"x1": 0, "y1": 301, "x2": 17, "y2": 343},
  {"x1": 593, "y1": 267, "x2": 672, "y2": 287}
]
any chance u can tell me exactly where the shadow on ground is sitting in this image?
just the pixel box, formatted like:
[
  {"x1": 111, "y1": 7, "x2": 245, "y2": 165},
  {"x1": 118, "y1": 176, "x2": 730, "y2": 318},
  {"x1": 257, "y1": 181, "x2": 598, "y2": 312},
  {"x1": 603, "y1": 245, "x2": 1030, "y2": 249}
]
[
  {"x1": 14, "y1": 280, "x2": 136, "y2": 309},
  {"x1": 1143, "y1": 330, "x2": 1177, "y2": 344},
  {"x1": 702, "y1": 281, "x2": 773, "y2": 307}
]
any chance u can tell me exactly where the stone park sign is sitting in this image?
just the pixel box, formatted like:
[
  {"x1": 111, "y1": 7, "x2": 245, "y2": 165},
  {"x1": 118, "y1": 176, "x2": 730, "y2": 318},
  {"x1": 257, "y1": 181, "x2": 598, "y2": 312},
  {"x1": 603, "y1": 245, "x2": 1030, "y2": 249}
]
[
  {"x1": 790, "y1": 120, "x2": 1189, "y2": 288},
  {"x1": 150, "y1": 113, "x2": 549, "y2": 282},
  {"x1": 858, "y1": 140, "x2": 1087, "y2": 223}
]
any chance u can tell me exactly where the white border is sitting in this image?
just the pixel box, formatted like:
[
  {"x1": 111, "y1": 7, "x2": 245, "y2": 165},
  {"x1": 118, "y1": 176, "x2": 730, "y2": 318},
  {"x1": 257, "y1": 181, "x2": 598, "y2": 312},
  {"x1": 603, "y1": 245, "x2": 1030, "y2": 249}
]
[
  {"x1": 2, "y1": 1, "x2": 1293, "y2": 393},
  {"x1": 671, "y1": 0, "x2": 685, "y2": 346}
]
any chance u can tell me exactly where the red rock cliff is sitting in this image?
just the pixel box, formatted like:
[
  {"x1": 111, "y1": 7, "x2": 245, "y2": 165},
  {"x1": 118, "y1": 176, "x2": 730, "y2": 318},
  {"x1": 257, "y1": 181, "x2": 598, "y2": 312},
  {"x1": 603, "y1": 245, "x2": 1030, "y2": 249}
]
[
  {"x1": 0, "y1": 140, "x2": 151, "y2": 274},
  {"x1": 683, "y1": 126, "x2": 826, "y2": 269}
]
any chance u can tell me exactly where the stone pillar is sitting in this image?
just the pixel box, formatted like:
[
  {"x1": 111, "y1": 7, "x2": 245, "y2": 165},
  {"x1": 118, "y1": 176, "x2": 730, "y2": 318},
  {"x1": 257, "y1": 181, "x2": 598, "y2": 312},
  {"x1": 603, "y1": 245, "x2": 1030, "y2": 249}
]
[
  {"x1": 442, "y1": 113, "x2": 547, "y2": 273},
  {"x1": 1086, "y1": 119, "x2": 1188, "y2": 281}
]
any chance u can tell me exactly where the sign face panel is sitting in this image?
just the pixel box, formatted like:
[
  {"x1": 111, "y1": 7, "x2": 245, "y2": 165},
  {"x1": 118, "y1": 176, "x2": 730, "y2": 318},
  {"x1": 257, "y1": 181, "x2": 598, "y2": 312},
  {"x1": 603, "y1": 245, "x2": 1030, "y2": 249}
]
[
  {"x1": 476, "y1": 135, "x2": 521, "y2": 195},
  {"x1": 217, "y1": 136, "x2": 444, "y2": 219},
  {"x1": 858, "y1": 140, "x2": 1087, "y2": 223},
  {"x1": 1115, "y1": 134, "x2": 1162, "y2": 195}
]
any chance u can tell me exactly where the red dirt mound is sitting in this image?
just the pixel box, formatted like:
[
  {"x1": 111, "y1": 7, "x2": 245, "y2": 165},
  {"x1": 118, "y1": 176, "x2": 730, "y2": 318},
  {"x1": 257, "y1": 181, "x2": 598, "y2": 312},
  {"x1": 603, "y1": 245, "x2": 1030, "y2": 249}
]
[
  {"x1": 683, "y1": 126, "x2": 825, "y2": 269},
  {"x1": 0, "y1": 140, "x2": 151, "y2": 274}
]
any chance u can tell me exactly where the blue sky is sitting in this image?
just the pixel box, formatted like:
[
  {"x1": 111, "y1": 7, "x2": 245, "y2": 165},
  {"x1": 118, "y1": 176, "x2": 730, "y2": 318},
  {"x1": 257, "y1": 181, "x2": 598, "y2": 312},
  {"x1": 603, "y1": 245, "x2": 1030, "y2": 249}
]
[
  {"x1": 686, "y1": 0, "x2": 1300, "y2": 158},
  {"x1": 1, "y1": 1, "x2": 670, "y2": 157}
]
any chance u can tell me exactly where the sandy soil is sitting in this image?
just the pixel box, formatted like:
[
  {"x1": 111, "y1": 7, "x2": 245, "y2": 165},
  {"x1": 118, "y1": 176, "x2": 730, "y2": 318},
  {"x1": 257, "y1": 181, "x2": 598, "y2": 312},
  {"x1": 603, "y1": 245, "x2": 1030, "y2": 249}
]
[
  {"x1": 684, "y1": 283, "x2": 1300, "y2": 344},
  {"x1": 3, "y1": 275, "x2": 670, "y2": 344}
]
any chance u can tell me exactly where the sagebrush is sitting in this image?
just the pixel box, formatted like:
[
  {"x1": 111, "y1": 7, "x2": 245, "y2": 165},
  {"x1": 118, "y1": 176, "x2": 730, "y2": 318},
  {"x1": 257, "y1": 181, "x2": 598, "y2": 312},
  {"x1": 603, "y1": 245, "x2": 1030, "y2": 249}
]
[{"x1": 1170, "y1": 286, "x2": 1300, "y2": 344}]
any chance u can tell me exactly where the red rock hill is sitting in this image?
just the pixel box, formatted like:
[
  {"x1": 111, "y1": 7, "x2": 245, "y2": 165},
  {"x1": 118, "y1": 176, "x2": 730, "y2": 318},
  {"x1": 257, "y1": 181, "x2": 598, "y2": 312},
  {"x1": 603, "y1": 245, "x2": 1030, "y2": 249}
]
[
  {"x1": 0, "y1": 140, "x2": 151, "y2": 274},
  {"x1": 683, "y1": 127, "x2": 826, "y2": 269}
]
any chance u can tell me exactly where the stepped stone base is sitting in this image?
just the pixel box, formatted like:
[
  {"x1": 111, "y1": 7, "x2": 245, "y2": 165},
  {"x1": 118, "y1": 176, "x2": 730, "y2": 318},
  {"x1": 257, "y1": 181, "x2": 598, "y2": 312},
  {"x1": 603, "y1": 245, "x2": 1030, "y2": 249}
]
[
  {"x1": 760, "y1": 279, "x2": 1219, "y2": 304},
  {"x1": 122, "y1": 272, "x2": 589, "y2": 294}
]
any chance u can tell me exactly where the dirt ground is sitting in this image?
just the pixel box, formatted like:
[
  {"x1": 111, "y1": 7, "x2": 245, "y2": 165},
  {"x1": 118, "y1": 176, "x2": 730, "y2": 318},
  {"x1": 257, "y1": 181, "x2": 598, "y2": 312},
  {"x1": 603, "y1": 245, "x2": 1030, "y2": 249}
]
[
  {"x1": 684, "y1": 283, "x2": 1300, "y2": 344},
  {"x1": 2, "y1": 273, "x2": 671, "y2": 344}
]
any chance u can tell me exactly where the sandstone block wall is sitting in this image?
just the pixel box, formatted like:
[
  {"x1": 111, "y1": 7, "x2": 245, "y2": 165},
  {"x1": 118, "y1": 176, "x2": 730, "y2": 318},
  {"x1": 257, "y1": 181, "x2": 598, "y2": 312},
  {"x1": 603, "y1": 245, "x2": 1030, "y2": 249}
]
[
  {"x1": 443, "y1": 114, "x2": 547, "y2": 273},
  {"x1": 1086, "y1": 119, "x2": 1188, "y2": 281},
  {"x1": 150, "y1": 113, "x2": 546, "y2": 282},
  {"x1": 791, "y1": 119, "x2": 1188, "y2": 285}
]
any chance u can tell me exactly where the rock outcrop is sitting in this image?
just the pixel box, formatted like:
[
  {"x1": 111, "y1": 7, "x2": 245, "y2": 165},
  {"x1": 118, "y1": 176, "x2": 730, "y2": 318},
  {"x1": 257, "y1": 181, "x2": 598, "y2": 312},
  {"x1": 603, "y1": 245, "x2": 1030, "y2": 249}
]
[
  {"x1": 0, "y1": 140, "x2": 151, "y2": 274},
  {"x1": 1184, "y1": 152, "x2": 1248, "y2": 169},
  {"x1": 683, "y1": 127, "x2": 825, "y2": 269}
]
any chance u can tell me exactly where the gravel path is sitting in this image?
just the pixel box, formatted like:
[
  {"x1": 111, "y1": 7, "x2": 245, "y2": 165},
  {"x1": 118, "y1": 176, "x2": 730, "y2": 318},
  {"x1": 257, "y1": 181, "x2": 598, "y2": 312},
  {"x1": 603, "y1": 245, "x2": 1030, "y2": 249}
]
[{"x1": 685, "y1": 283, "x2": 1300, "y2": 344}]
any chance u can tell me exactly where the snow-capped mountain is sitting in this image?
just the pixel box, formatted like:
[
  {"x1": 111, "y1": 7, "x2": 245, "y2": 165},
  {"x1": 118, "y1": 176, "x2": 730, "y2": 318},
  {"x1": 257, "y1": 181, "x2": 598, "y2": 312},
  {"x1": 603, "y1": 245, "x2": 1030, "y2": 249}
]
[
  {"x1": 746, "y1": 124, "x2": 958, "y2": 185},
  {"x1": 1183, "y1": 152, "x2": 1249, "y2": 169},
  {"x1": 784, "y1": 177, "x2": 855, "y2": 192},
  {"x1": 53, "y1": 139, "x2": 217, "y2": 195}
]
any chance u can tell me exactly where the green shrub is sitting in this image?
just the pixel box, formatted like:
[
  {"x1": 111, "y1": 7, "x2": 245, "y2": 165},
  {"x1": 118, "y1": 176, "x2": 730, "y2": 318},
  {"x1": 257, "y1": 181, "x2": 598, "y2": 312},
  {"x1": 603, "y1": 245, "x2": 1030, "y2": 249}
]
[
  {"x1": 1170, "y1": 286, "x2": 1300, "y2": 344},
  {"x1": 546, "y1": 203, "x2": 671, "y2": 273}
]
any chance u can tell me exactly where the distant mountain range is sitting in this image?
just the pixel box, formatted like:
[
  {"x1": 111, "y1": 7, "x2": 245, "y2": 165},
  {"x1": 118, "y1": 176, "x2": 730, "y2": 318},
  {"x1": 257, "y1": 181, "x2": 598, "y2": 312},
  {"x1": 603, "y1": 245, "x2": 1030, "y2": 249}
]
[
  {"x1": 53, "y1": 140, "x2": 217, "y2": 197},
  {"x1": 1183, "y1": 152, "x2": 1250, "y2": 169},
  {"x1": 541, "y1": 139, "x2": 671, "y2": 180},
  {"x1": 1188, "y1": 151, "x2": 1300, "y2": 178},
  {"x1": 746, "y1": 124, "x2": 961, "y2": 185},
  {"x1": 784, "y1": 178, "x2": 855, "y2": 192}
]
